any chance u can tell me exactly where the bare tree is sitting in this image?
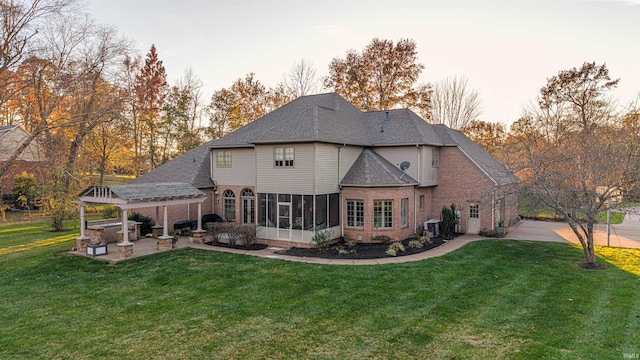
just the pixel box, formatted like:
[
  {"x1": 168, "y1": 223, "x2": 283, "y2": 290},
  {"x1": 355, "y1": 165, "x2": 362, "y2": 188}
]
[
  {"x1": 282, "y1": 58, "x2": 322, "y2": 98},
  {"x1": 513, "y1": 62, "x2": 638, "y2": 267},
  {"x1": 431, "y1": 75, "x2": 482, "y2": 129}
]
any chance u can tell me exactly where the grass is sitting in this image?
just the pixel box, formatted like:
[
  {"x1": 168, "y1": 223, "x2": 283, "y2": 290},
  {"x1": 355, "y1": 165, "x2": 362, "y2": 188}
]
[
  {"x1": 1, "y1": 219, "x2": 639, "y2": 359},
  {"x1": 520, "y1": 197, "x2": 627, "y2": 225}
]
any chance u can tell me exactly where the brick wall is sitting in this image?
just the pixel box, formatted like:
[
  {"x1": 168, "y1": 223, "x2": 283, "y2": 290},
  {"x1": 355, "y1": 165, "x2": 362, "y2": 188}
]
[
  {"x1": 431, "y1": 147, "x2": 502, "y2": 233},
  {"x1": 212, "y1": 185, "x2": 255, "y2": 222},
  {"x1": 342, "y1": 186, "x2": 416, "y2": 243},
  {"x1": 0, "y1": 160, "x2": 46, "y2": 196},
  {"x1": 132, "y1": 188, "x2": 215, "y2": 234}
]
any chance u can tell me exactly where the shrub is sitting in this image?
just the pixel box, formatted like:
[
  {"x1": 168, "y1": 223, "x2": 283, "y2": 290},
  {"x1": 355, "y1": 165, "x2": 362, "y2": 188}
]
[
  {"x1": 102, "y1": 205, "x2": 117, "y2": 219},
  {"x1": 441, "y1": 204, "x2": 457, "y2": 238},
  {"x1": 238, "y1": 224, "x2": 258, "y2": 247},
  {"x1": 226, "y1": 223, "x2": 242, "y2": 246},
  {"x1": 372, "y1": 234, "x2": 392, "y2": 244},
  {"x1": 408, "y1": 240, "x2": 423, "y2": 249},
  {"x1": 206, "y1": 222, "x2": 225, "y2": 244},
  {"x1": 385, "y1": 242, "x2": 406, "y2": 256},
  {"x1": 312, "y1": 229, "x2": 332, "y2": 252},
  {"x1": 12, "y1": 172, "x2": 41, "y2": 210},
  {"x1": 345, "y1": 239, "x2": 356, "y2": 248},
  {"x1": 128, "y1": 212, "x2": 153, "y2": 236},
  {"x1": 419, "y1": 236, "x2": 432, "y2": 245}
]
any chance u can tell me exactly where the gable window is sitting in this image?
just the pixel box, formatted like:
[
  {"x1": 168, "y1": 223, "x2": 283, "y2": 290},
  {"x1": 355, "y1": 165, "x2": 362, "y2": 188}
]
[
  {"x1": 223, "y1": 190, "x2": 236, "y2": 221},
  {"x1": 373, "y1": 200, "x2": 393, "y2": 229},
  {"x1": 274, "y1": 146, "x2": 294, "y2": 167},
  {"x1": 346, "y1": 200, "x2": 364, "y2": 228},
  {"x1": 217, "y1": 150, "x2": 231, "y2": 167},
  {"x1": 401, "y1": 198, "x2": 408, "y2": 227},
  {"x1": 432, "y1": 149, "x2": 439, "y2": 167}
]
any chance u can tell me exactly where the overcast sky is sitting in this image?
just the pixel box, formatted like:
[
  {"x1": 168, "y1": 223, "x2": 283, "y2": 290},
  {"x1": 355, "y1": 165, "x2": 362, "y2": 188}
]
[{"x1": 85, "y1": 0, "x2": 640, "y2": 127}]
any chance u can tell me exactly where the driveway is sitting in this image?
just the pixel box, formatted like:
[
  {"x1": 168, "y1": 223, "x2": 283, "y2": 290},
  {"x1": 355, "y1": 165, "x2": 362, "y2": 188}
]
[{"x1": 507, "y1": 209, "x2": 640, "y2": 249}]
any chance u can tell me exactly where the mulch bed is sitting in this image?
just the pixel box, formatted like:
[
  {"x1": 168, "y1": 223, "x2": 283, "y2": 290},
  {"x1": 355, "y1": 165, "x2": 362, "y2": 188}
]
[
  {"x1": 204, "y1": 242, "x2": 268, "y2": 251},
  {"x1": 280, "y1": 237, "x2": 449, "y2": 259}
]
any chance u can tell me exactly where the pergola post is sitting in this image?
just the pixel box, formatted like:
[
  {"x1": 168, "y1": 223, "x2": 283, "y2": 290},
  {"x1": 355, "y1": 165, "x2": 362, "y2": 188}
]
[
  {"x1": 190, "y1": 202, "x2": 206, "y2": 244},
  {"x1": 197, "y1": 202, "x2": 203, "y2": 231},
  {"x1": 75, "y1": 202, "x2": 90, "y2": 252},
  {"x1": 117, "y1": 208, "x2": 134, "y2": 259},
  {"x1": 162, "y1": 205, "x2": 170, "y2": 238}
]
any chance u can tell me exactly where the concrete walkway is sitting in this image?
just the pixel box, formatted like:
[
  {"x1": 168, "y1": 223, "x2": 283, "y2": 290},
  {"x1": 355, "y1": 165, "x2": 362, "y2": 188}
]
[{"x1": 71, "y1": 211, "x2": 640, "y2": 265}]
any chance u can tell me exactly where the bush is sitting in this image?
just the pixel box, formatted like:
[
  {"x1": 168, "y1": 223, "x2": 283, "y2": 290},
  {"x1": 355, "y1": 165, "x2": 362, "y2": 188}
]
[
  {"x1": 408, "y1": 240, "x2": 423, "y2": 249},
  {"x1": 102, "y1": 205, "x2": 117, "y2": 219},
  {"x1": 419, "y1": 236, "x2": 432, "y2": 245},
  {"x1": 12, "y1": 172, "x2": 41, "y2": 210},
  {"x1": 226, "y1": 223, "x2": 242, "y2": 246},
  {"x1": 386, "y1": 242, "x2": 406, "y2": 256},
  {"x1": 238, "y1": 224, "x2": 258, "y2": 247},
  {"x1": 128, "y1": 212, "x2": 153, "y2": 236},
  {"x1": 206, "y1": 222, "x2": 225, "y2": 244},
  {"x1": 312, "y1": 229, "x2": 332, "y2": 252},
  {"x1": 372, "y1": 234, "x2": 392, "y2": 244},
  {"x1": 441, "y1": 204, "x2": 457, "y2": 238}
]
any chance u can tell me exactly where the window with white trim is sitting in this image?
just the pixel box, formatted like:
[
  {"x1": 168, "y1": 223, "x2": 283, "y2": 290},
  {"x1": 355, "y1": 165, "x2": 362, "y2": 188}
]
[
  {"x1": 223, "y1": 190, "x2": 236, "y2": 221},
  {"x1": 217, "y1": 150, "x2": 231, "y2": 167},
  {"x1": 401, "y1": 198, "x2": 408, "y2": 227},
  {"x1": 346, "y1": 200, "x2": 364, "y2": 228},
  {"x1": 432, "y1": 149, "x2": 439, "y2": 167},
  {"x1": 274, "y1": 146, "x2": 294, "y2": 167},
  {"x1": 373, "y1": 200, "x2": 393, "y2": 229}
]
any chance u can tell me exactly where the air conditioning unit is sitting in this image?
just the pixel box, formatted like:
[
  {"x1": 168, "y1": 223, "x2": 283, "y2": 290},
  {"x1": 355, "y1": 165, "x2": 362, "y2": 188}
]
[{"x1": 423, "y1": 219, "x2": 441, "y2": 237}]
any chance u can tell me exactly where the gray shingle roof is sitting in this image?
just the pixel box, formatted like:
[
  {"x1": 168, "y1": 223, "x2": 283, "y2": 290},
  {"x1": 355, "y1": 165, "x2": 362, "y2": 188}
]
[
  {"x1": 130, "y1": 142, "x2": 215, "y2": 188},
  {"x1": 133, "y1": 92, "x2": 518, "y2": 189},
  {"x1": 341, "y1": 148, "x2": 418, "y2": 187},
  {"x1": 437, "y1": 125, "x2": 520, "y2": 185},
  {"x1": 79, "y1": 182, "x2": 205, "y2": 204}
]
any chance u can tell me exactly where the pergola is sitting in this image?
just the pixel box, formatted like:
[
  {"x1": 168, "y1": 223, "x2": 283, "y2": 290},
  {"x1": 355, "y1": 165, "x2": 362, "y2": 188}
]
[{"x1": 76, "y1": 182, "x2": 207, "y2": 257}]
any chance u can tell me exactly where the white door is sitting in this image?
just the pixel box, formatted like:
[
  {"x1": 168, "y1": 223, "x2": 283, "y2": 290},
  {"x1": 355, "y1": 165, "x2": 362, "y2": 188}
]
[
  {"x1": 467, "y1": 203, "x2": 481, "y2": 234},
  {"x1": 242, "y1": 197, "x2": 255, "y2": 224},
  {"x1": 277, "y1": 202, "x2": 291, "y2": 240}
]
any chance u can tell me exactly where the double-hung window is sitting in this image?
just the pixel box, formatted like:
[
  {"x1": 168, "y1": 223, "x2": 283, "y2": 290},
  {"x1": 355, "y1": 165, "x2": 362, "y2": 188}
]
[
  {"x1": 217, "y1": 150, "x2": 231, "y2": 167},
  {"x1": 274, "y1": 146, "x2": 294, "y2": 167},
  {"x1": 346, "y1": 200, "x2": 364, "y2": 228},
  {"x1": 401, "y1": 198, "x2": 408, "y2": 227}
]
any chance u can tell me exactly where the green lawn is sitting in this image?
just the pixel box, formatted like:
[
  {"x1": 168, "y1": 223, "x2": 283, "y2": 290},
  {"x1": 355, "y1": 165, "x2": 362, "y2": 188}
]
[
  {"x1": 519, "y1": 197, "x2": 627, "y2": 224},
  {"x1": 1, "y1": 219, "x2": 639, "y2": 359}
]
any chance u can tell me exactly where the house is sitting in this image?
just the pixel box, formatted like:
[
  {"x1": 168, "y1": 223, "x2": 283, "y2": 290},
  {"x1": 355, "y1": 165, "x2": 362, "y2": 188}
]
[
  {"x1": 0, "y1": 125, "x2": 44, "y2": 198},
  {"x1": 132, "y1": 93, "x2": 519, "y2": 246}
]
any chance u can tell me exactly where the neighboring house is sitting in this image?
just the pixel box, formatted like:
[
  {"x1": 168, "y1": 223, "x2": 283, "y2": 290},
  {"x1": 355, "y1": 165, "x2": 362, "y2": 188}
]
[
  {"x1": 0, "y1": 125, "x2": 44, "y2": 198},
  {"x1": 133, "y1": 93, "x2": 519, "y2": 246}
]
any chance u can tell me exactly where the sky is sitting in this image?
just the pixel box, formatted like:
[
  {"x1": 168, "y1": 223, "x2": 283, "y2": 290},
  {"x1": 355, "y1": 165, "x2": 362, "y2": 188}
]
[{"x1": 85, "y1": 0, "x2": 640, "y2": 128}]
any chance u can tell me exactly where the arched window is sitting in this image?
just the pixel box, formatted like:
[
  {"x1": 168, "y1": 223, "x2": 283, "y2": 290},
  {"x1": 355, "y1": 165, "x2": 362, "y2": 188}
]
[
  {"x1": 241, "y1": 188, "x2": 254, "y2": 197},
  {"x1": 223, "y1": 190, "x2": 236, "y2": 221}
]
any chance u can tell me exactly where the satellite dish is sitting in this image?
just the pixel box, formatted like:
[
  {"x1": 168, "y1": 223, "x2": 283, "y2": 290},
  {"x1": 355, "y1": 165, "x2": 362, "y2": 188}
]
[{"x1": 399, "y1": 161, "x2": 410, "y2": 171}]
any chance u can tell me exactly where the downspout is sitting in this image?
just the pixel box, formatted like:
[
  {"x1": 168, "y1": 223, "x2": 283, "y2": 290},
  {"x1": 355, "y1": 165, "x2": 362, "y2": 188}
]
[
  {"x1": 415, "y1": 144, "x2": 420, "y2": 233},
  {"x1": 491, "y1": 189, "x2": 495, "y2": 231},
  {"x1": 338, "y1": 144, "x2": 346, "y2": 239}
]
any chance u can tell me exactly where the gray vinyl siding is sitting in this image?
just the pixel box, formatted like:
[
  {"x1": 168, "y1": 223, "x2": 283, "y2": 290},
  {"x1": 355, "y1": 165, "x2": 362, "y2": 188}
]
[
  {"x1": 339, "y1": 145, "x2": 363, "y2": 182},
  {"x1": 372, "y1": 146, "x2": 419, "y2": 181},
  {"x1": 0, "y1": 127, "x2": 42, "y2": 162},
  {"x1": 314, "y1": 143, "x2": 340, "y2": 194},
  {"x1": 421, "y1": 146, "x2": 438, "y2": 187},
  {"x1": 211, "y1": 148, "x2": 256, "y2": 186},
  {"x1": 256, "y1": 143, "x2": 314, "y2": 194}
]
